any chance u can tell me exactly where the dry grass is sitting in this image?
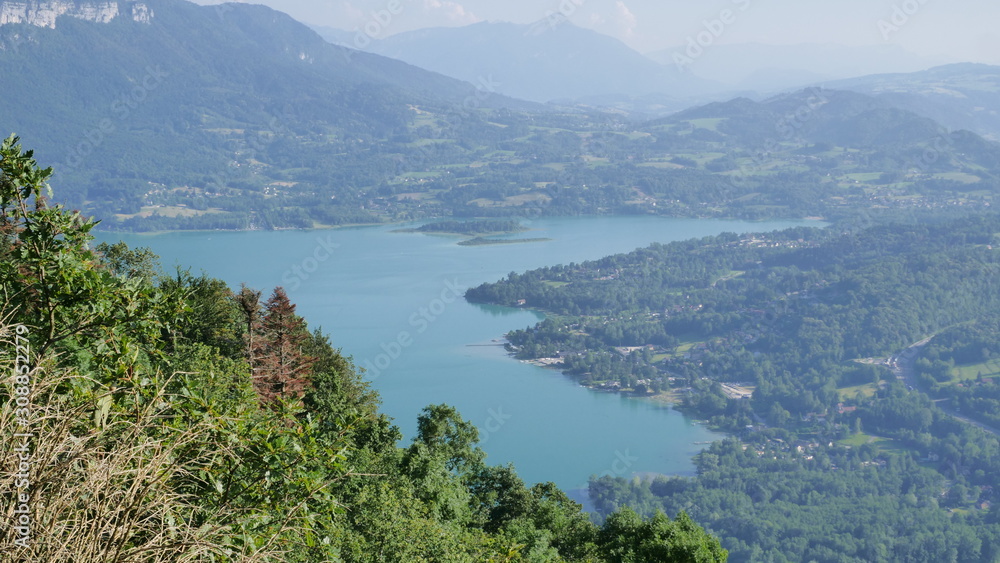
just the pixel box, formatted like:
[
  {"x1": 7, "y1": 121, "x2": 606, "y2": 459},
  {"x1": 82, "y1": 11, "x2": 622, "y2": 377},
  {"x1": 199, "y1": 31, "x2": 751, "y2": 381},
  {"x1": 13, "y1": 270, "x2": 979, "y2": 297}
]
[{"x1": 0, "y1": 328, "x2": 300, "y2": 562}]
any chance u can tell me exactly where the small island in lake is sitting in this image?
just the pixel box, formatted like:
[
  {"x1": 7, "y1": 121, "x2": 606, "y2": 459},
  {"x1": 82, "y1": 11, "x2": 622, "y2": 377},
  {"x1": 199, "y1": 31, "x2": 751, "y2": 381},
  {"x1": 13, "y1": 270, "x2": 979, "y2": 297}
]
[
  {"x1": 458, "y1": 236, "x2": 552, "y2": 247},
  {"x1": 394, "y1": 219, "x2": 528, "y2": 236},
  {"x1": 394, "y1": 219, "x2": 551, "y2": 246}
]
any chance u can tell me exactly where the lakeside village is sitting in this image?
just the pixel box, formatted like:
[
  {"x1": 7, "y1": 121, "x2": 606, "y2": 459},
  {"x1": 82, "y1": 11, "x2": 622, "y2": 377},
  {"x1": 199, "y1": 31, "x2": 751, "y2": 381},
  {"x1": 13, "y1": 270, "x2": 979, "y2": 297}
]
[
  {"x1": 504, "y1": 233, "x2": 829, "y2": 396},
  {"x1": 509, "y1": 334, "x2": 1000, "y2": 509},
  {"x1": 509, "y1": 332, "x2": 998, "y2": 513}
]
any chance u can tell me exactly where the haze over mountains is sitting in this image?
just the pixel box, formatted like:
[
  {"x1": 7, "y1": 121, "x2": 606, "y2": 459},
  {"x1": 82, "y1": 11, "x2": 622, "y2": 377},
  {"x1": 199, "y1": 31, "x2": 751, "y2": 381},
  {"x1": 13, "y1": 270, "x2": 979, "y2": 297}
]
[
  {"x1": 363, "y1": 21, "x2": 718, "y2": 104},
  {"x1": 7, "y1": 1, "x2": 1000, "y2": 560},
  {"x1": 665, "y1": 87, "x2": 1000, "y2": 172},
  {"x1": 312, "y1": 17, "x2": 1000, "y2": 142},
  {"x1": 0, "y1": 0, "x2": 531, "y2": 211},
  {"x1": 646, "y1": 42, "x2": 942, "y2": 92},
  {"x1": 321, "y1": 20, "x2": 946, "y2": 109},
  {"x1": 826, "y1": 63, "x2": 1000, "y2": 140},
  {"x1": 0, "y1": 0, "x2": 998, "y2": 231}
]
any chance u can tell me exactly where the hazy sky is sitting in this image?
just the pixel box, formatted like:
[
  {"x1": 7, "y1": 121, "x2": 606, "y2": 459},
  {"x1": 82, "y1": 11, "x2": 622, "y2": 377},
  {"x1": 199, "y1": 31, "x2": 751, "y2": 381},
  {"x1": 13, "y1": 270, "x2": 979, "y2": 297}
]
[{"x1": 204, "y1": 0, "x2": 1000, "y2": 64}]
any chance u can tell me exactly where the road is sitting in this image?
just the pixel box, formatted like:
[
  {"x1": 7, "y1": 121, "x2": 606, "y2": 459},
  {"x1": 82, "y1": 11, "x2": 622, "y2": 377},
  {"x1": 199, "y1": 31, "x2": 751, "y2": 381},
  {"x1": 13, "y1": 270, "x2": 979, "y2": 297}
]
[{"x1": 893, "y1": 337, "x2": 1000, "y2": 438}]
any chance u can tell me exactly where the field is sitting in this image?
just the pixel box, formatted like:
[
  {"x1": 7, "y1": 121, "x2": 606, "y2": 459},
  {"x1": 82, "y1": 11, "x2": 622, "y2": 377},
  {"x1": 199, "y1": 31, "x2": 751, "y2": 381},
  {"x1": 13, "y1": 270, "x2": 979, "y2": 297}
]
[
  {"x1": 115, "y1": 205, "x2": 224, "y2": 219},
  {"x1": 951, "y1": 358, "x2": 1000, "y2": 382},
  {"x1": 837, "y1": 383, "x2": 879, "y2": 401},
  {"x1": 684, "y1": 118, "x2": 725, "y2": 131},
  {"x1": 837, "y1": 433, "x2": 914, "y2": 456},
  {"x1": 932, "y1": 172, "x2": 982, "y2": 184}
]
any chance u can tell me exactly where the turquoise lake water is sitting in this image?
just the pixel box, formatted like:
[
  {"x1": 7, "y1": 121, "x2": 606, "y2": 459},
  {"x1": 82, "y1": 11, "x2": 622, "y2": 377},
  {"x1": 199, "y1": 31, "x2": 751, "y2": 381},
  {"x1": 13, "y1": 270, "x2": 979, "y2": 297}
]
[{"x1": 96, "y1": 215, "x2": 815, "y2": 498}]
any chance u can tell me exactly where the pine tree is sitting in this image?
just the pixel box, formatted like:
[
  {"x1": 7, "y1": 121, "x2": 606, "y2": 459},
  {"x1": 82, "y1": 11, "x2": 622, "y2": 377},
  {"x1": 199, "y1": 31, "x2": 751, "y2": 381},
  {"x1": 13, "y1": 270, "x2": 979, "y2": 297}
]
[
  {"x1": 234, "y1": 284, "x2": 262, "y2": 367},
  {"x1": 251, "y1": 287, "x2": 315, "y2": 404}
]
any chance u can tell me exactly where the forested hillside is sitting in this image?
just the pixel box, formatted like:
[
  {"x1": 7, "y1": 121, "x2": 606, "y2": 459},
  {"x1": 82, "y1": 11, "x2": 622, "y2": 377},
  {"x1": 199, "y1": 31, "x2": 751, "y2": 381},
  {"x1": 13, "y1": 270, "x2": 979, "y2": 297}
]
[
  {"x1": 469, "y1": 215, "x2": 1000, "y2": 561},
  {"x1": 1, "y1": 0, "x2": 998, "y2": 231},
  {"x1": 0, "y1": 0, "x2": 535, "y2": 227},
  {"x1": 0, "y1": 139, "x2": 729, "y2": 560},
  {"x1": 828, "y1": 63, "x2": 1000, "y2": 141}
]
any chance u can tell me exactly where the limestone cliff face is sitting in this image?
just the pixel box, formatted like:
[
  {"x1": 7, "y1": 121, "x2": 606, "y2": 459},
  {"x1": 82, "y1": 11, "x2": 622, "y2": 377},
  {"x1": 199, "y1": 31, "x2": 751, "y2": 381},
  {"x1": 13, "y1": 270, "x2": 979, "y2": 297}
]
[{"x1": 0, "y1": 0, "x2": 152, "y2": 28}]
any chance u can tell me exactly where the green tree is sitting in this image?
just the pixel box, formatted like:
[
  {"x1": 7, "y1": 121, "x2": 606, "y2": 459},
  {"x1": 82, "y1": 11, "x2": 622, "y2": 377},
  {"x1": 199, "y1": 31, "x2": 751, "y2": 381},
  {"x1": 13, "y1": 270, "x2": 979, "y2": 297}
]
[
  {"x1": 158, "y1": 269, "x2": 243, "y2": 357},
  {"x1": 1, "y1": 137, "x2": 731, "y2": 562},
  {"x1": 94, "y1": 241, "x2": 160, "y2": 282},
  {"x1": 598, "y1": 507, "x2": 728, "y2": 563},
  {"x1": 0, "y1": 134, "x2": 176, "y2": 366}
]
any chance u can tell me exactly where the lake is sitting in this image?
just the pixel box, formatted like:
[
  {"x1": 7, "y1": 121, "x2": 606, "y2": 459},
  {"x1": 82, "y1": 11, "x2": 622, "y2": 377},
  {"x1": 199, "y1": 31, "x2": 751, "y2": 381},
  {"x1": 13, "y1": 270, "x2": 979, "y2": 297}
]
[{"x1": 96, "y1": 215, "x2": 816, "y2": 499}]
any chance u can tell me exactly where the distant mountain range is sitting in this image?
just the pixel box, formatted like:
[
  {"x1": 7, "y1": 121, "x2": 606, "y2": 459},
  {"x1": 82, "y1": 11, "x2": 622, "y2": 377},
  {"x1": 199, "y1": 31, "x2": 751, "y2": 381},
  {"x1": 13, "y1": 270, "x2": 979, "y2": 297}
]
[
  {"x1": 1, "y1": 0, "x2": 997, "y2": 230},
  {"x1": 329, "y1": 21, "x2": 958, "y2": 116},
  {"x1": 0, "y1": 0, "x2": 533, "y2": 212},
  {"x1": 362, "y1": 21, "x2": 720, "y2": 104},
  {"x1": 646, "y1": 42, "x2": 942, "y2": 92},
  {"x1": 667, "y1": 87, "x2": 1000, "y2": 168},
  {"x1": 824, "y1": 63, "x2": 1000, "y2": 140}
]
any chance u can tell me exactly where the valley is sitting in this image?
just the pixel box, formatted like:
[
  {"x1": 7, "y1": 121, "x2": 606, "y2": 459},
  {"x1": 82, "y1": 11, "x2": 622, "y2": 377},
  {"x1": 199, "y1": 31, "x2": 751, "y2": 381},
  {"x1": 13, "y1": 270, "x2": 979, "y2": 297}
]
[
  {"x1": 5, "y1": 0, "x2": 1000, "y2": 560},
  {"x1": 0, "y1": 0, "x2": 997, "y2": 235}
]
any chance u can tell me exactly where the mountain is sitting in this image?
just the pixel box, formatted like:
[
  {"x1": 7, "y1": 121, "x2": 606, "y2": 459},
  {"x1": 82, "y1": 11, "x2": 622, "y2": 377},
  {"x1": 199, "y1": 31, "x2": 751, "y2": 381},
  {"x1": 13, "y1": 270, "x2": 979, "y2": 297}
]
[
  {"x1": 646, "y1": 42, "x2": 940, "y2": 93},
  {"x1": 824, "y1": 63, "x2": 1000, "y2": 140},
  {"x1": 0, "y1": 0, "x2": 535, "y2": 218},
  {"x1": 668, "y1": 88, "x2": 947, "y2": 147},
  {"x1": 308, "y1": 23, "x2": 356, "y2": 47},
  {"x1": 365, "y1": 21, "x2": 719, "y2": 104},
  {"x1": 0, "y1": 0, "x2": 154, "y2": 27},
  {"x1": 0, "y1": 135, "x2": 730, "y2": 561},
  {"x1": 3, "y1": 1, "x2": 995, "y2": 232},
  {"x1": 663, "y1": 87, "x2": 1000, "y2": 174},
  {"x1": 624, "y1": 87, "x2": 1000, "y2": 220}
]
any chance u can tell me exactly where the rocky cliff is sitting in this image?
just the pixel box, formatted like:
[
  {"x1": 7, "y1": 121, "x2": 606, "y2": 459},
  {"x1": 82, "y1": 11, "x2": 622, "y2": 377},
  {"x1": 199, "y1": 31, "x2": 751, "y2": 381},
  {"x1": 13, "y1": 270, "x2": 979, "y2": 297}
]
[{"x1": 0, "y1": 0, "x2": 152, "y2": 28}]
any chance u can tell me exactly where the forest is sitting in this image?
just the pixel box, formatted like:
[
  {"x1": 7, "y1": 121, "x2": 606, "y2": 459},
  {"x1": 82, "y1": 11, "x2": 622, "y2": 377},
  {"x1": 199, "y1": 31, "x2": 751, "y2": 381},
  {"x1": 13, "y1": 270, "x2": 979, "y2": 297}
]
[
  {"x1": 468, "y1": 214, "x2": 1000, "y2": 561},
  {"x1": 96, "y1": 95, "x2": 1000, "y2": 233},
  {"x1": 0, "y1": 139, "x2": 731, "y2": 561},
  {"x1": 914, "y1": 317, "x2": 1000, "y2": 429},
  {"x1": 1, "y1": 0, "x2": 997, "y2": 234}
]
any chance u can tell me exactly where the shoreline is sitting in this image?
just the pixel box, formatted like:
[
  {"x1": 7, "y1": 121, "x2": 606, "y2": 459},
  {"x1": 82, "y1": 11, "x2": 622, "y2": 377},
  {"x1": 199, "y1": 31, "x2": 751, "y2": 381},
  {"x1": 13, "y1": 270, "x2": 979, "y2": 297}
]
[
  {"x1": 92, "y1": 220, "x2": 386, "y2": 237},
  {"x1": 459, "y1": 237, "x2": 552, "y2": 246},
  {"x1": 92, "y1": 213, "x2": 828, "y2": 237},
  {"x1": 518, "y1": 355, "x2": 719, "y2": 430},
  {"x1": 521, "y1": 357, "x2": 683, "y2": 405}
]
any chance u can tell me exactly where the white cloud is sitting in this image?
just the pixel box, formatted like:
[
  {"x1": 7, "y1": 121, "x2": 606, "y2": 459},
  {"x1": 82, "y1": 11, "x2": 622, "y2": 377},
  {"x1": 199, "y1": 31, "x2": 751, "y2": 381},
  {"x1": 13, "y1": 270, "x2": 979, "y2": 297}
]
[
  {"x1": 339, "y1": 0, "x2": 364, "y2": 19},
  {"x1": 423, "y1": 0, "x2": 481, "y2": 25},
  {"x1": 615, "y1": 0, "x2": 637, "y2": 37}
]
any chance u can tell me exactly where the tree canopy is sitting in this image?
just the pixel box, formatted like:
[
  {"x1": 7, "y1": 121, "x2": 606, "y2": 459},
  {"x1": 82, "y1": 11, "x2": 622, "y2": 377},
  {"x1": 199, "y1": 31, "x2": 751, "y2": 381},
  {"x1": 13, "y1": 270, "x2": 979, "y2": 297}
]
[{"x1": 0, "y1": 136, "x2": 726, "y2": 561}]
